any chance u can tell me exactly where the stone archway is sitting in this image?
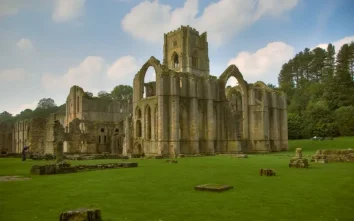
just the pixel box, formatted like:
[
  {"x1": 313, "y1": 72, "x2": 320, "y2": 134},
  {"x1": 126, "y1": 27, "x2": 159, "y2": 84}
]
[
  {"x1": 133, "y1": 56, "x2": 163, "y2": 101},
  {"x1": 218, "y1": 65, "x2": 249, "y2": 139},
  {"x1": 133, "y1": 142, "x2": 142, "y2": 155}
]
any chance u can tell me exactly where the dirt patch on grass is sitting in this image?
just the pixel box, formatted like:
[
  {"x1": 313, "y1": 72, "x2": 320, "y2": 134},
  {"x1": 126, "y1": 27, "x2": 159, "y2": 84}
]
[{"x1": 0, "y1": 176, "x2": 31, "y2": 182}]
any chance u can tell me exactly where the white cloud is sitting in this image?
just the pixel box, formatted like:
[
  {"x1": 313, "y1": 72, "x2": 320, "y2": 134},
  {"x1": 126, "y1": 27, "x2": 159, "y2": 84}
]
[
  {"x1": 315, "y1": 36, "x2": 354, "y2": 51},
  {"x1": 42, "y1": 55, "x2": 140, "y2": 93},
  {"x1": 52, "y1": 0, "x2": 86, "y2": 23},
  {"x1": 107, "y1": 56, "x2": 139, "y2": 80},
  {"x1": 16, "y1": 38, "x2": 35, "y2": 50},
  {"x1": 0, "y1": 0, "x2": 49, "y2": 18},
  {"x1": 0, "y1": 0, "x2": 27, "y2": 17},
  {"x1": 42, "y1": 56, "x2": 107, "y2": 92},
  {"x1": 8, "y1": 101, "x2": 38, "y2": 115},
  {"x1": 227, "y1": 42, "x2": 294, "y2": 85},
  {"x1": 0, "y1": 68, "x2": 26, "y2": 82},
  {"x1": 121, "y1": 0, "x2": 299, "y2": 46}
]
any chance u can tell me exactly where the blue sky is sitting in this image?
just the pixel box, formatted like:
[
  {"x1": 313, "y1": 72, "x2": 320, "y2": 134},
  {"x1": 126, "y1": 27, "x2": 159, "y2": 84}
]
[{"x1": 0, "y1": 0, "x2": 353, "y2": 115}]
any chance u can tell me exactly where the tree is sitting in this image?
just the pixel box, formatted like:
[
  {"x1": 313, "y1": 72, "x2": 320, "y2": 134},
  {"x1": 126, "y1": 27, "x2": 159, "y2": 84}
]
[
  {"x1": 277, "y1": 41, "x2": 354, "y2": 139},
  {"x1": 97, "y1": 91, "x2": 112, "y2": 101},
  {"x1": 335, "y1": 106, "x2": 354, "y2": 136},
  {"x1": 37, "y1": 98, "x2": 56, "y2": 109},
  {"x1": 84, "y1": 92, "x2": 93, "y2": 98},
  {"x1": 0, "y1": 111, "x2": 13, "y2": 123},
  {"x1": 111, "y1": 85, "x2": 133, "y2": 100},
  {"x1": 266, "y1": 83, "x2": 277, "y2": 89},
  {"x1": 17, "y1": 109, "x2": 33, "y2": 120},
  {"x1": 287, "y1": 113, "x2": 303, "y2": 139}
]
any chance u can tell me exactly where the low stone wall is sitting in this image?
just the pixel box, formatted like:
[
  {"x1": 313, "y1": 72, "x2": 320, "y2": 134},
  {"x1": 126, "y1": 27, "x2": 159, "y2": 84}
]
[
  {"x1": 74, "y1": 162, "x2": 138, "y2": 172},
  {"x1": 65, "y1": 154, "x2": 129, "y2": 161},
  {"x1": 30, "y1": 162, "x2": 138, "y2": 175},
  {"x1": 311, "y1": 149, "x2": 354, "y2": 163},
  {"x1": 31, "y1": 162, "x2": 76, "y2": 175},
  {"x1": 59, "y1": 208, "x2": 101, "y2": 221},
  {"x1": 30, "y1": 153, "x2": 55, "y2": 160},
  {"x1": 0, "y1": 153, "x2": 22, "y2": 158}
]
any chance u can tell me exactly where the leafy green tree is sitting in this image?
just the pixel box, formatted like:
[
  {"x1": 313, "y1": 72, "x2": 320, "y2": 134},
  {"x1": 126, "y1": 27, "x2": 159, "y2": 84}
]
[
  {"x1": 0, "y1": 111, "x2": 13, "y2": 123},
  {"x1": 84, "y1": 91, "x2": 93, "y2": 98},
  {"x1": 37, "y1": 98, "x2": 56, "y2": 109},
  {"x1": 17, "y1": 109, "x2": 33, "y2": 120},
  {"x1": 111, "y1": 85, "x2": 133, "y2": 100},
  {"x1": 287, "y1": 113, "x2": 303, "y2": 139},
  {"x1": 335, "y1": 106, "x2": 354, "y2": 136},
  {"x1": 97, "y1": 91, "x2": 112, "y2": 101}
]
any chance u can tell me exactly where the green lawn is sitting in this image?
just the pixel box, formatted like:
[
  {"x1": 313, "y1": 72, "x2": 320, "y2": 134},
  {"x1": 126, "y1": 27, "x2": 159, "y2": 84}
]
[{"x1": 1, "y1": 137, "x2": 354, "y2": 221}]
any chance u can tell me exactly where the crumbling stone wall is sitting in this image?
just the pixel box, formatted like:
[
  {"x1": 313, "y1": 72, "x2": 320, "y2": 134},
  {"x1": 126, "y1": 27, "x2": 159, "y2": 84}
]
[
  {"x1": 12, "y1": 120, "x2": 30, "y2": 153},
  {"x1": 0, "y1": 123, "x2": 13, "y2": 153},
  {"x1": 65, "y1": 85, "x2": 132, "y2": 127},
  {"x1": 27, "y1": 117, "x2": 47, "y2": 154},
  {"x1": 54, "y1": 118, "x2": 125, "y2": 154},
  {"x1": 131, "y1": 25, "x2": 288, "y2": 157}
]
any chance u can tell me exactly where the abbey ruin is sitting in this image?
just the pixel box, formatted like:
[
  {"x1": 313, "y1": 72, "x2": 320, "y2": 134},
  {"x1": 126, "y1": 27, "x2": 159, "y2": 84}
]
[{"x1": 0, "y1": 26, "x2": 288, "y2": 157}]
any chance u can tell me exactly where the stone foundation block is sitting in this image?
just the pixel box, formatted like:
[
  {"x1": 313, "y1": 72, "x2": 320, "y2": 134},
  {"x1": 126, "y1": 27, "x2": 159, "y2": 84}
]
[
  {"x1": 59, "y1": 208, "x2": 101, "y2": 221},
  {"x1": 289, "y1": 158, "x2": 309, "y2": 168},
  {"x1": 233, "y1": 154, "x2": 248, "y2": 158},
  {"x1": 194, "y1": 184, "x2": 233, "y2": 192},
  {"x1": 259, "y1": 168, "x2": 276, "y2": 176}
]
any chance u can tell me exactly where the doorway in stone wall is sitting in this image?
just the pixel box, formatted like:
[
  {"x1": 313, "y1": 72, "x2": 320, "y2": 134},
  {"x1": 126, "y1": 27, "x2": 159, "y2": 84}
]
[{"x1": 133, "y1": 143, "x2": 142, "y2": 155}]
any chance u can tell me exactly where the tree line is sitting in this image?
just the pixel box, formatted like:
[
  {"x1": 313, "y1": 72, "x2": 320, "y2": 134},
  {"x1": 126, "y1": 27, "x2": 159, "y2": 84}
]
[
  {"x1": 0, "y1": 85, "x2": 133, "y2": 124},
  {"x1": 278, "y1": 42, "x2": 354, "y2": 139}
]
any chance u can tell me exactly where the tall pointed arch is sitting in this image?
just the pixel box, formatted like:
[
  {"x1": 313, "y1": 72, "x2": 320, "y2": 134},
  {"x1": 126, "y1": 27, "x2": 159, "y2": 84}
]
[
  {"x1": 133, "y1": 56, "x2": 162, "y2": 101},
  {"x1": 218, "y1": 65, "x2": 249, "y2": 139}
]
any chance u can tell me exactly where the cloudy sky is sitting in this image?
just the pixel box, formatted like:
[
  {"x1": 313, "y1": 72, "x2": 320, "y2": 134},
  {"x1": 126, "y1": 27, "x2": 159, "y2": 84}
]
[{"x1": 0, "y1": 0, "x2": 353, "y2": 115}]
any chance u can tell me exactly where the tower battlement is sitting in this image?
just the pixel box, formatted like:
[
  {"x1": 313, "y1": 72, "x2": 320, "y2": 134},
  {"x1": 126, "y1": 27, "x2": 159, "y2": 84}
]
[{"x1": 163, "y1": 26, "x2": 209, "y2": 77}]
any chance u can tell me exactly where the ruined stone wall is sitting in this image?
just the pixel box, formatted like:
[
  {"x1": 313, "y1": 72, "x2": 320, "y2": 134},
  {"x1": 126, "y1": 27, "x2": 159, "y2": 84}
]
[
  {"x1": 27, "y1": 117, "x2": 47, "y2": 154},
  {"x1": 12, "y1": 120, "x2": 30, "y2": 153},
  {"x1": 132, "y1": 54, "x2": 288, "y2": 157},
  {"x1": 81, "y1": 98, "x2": 131, "y2": 122},
  {"x1": 45, "y1": 113, "x2": 66, "y2": 154},
  {"x1": 246, "y1": 82, "x2": 288, "y2": 152},
  {"x1": 61, "y1": 119, "x2": 123, "y2": 154},
  {"x1": 65, "y1": 85, "x2": 132, "y2": 126},
  {"x1": 0, "y1": 123, "x2": 13, "y2": 153}
]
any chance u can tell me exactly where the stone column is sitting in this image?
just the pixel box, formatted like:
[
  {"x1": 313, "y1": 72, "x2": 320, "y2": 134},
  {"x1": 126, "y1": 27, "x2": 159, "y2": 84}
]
[
  {"x1": 169, "y1": 73, "x2": 180, "y2": 158},
  {"x1": 271, "y1": 92, "x2": 280, "y2": 151},
  {"x1": 280, "y1": 94, "x2": 288, "y2": 151},
  {"x1": 157, "y1": 74, "x2": 168, "y2": 156},
  {"x1": 189, "y1": 75, "x2": 199, "y2": 154},
  {"x1": 122, "y1": 116, "x2": 131, "y2": 156},
  {"x1": 262, "y1": 89, "x2": 270, "y2": 152},
  {"x1": 206, "y1": 79, "x2": 215, "y2": 154}
]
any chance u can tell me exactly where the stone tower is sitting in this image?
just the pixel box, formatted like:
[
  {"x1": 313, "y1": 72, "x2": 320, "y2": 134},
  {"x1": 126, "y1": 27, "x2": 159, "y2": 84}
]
[
  {"x1": 163, "y1": 25, "x2": 210, "y2": 77},
  {"x1": 65, "y1": 85, "x2": 85, "y2": 127}
]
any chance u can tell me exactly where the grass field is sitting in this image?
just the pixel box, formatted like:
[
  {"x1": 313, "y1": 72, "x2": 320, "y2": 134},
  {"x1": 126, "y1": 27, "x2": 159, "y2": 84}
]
[{"x1": 1, "y1": 137, "x2": 354, "y2": 221}]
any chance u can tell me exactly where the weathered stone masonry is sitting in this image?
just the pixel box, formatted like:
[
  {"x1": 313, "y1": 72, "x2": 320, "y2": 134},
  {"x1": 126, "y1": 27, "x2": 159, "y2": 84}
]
[
  {"x1": 131, "y1": 25, "x2": 288, "y2": 157},
  {"x1": 3, "y1": 25, "x2": 287, "y2": 157}
]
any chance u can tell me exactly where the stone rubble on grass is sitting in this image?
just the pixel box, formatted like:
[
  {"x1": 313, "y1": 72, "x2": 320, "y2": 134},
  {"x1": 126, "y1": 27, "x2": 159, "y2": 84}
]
[
  {"x1": 289, "y1": 148, "x2": 309, "y2": 168},
  {"x1": 59, "y1": 208, "x2": 101, "y2": 221},
  {"x1": 31, "y1": 162, "x2": 138, "y2": 175},
  {"x1": 259, "y1": 168, "x2": 276, "y2": 176},
  {"x1": 194, "y1": 184, "x2": 233, "y2": 192},
  {"x1": 233, "y1": 154, "x2": 248, "y2": 158},
  {"x1": 311, "y1": 149, "x2": 354, "y2": 163}
]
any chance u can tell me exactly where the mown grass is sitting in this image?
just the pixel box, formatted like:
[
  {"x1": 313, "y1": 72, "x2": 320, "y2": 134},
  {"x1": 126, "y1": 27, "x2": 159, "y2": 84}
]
[{"x1": 0, "y1": 137, "x2": 353, "y2": 221}]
